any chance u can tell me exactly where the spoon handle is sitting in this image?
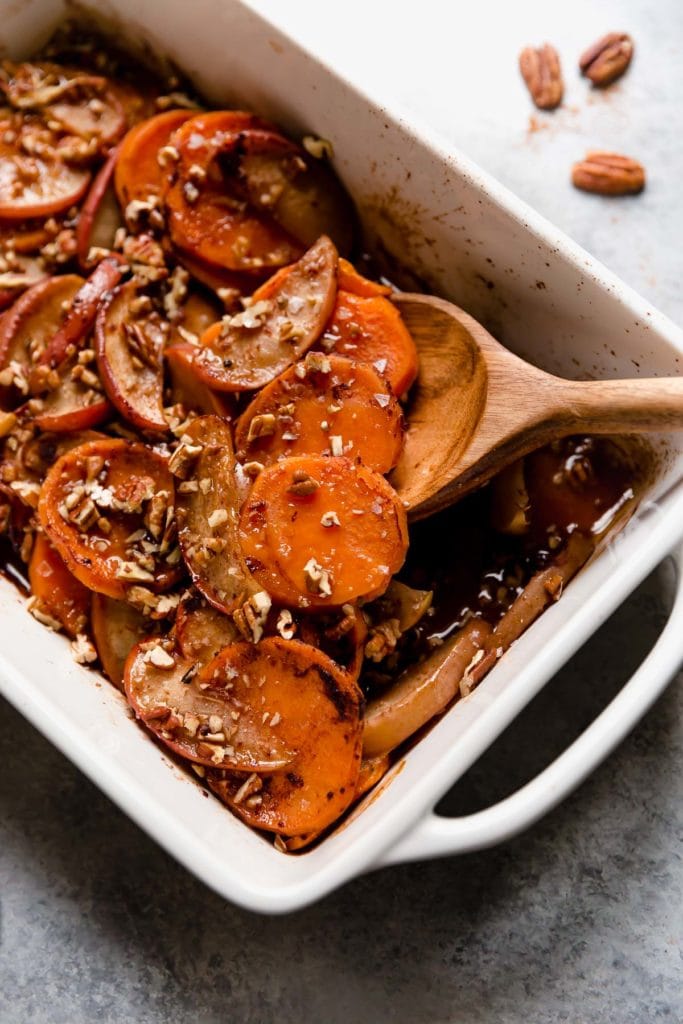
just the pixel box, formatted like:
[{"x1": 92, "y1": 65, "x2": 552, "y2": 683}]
[{"x1": 558, "y1": 376, "x2": 683, "y2": 434}]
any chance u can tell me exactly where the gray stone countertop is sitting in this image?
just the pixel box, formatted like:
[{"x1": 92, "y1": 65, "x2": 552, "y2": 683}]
[{"x1": 2, "y1": 2, "x2": 682, "y2": 1021}]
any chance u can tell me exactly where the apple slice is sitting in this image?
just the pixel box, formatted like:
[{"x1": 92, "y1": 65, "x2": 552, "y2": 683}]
[
  {"x1": 37, "y1": 255, "x2": 125, "y2": 371},
  {"x1": 76, "y1": 144, "x2": 124, "y2": 264},
  {"x1": 0, "y1": 128, "x2": 91, "y2": 220},
  {"x1": 166, "y1": 344, "x2": 234, "y2": 419},
  {"x1": 124, "y1": 624, "x2": 292, "y2": 773},
  {"x1": 191, "y1": 235, "x2": 338, "y2": 391},
  {"x1": 0, "y1": 275, "x2": 84, "y2": 402},
  {"x1": 32, "y1": 366, "x2": 112, "y2": 432},
  {"x1": 172, "y1": 414, "x2": 258, "y2": 613},
  {"x1": 91, "y1": 593, "x2": 152, "y2": 690},
  {"x1": 95, "y1": 280, "x2": 167, "y2": 433}
]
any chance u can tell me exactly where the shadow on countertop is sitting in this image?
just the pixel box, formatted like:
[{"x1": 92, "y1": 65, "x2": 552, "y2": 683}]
[{"x1": 0, "y1": 558, "x2": 681, "y2": 1024}]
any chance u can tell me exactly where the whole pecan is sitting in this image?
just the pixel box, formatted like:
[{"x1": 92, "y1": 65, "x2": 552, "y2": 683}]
[
  {"x1": 579, "y1": 32, "x2": 634, "y2": 87},
  {"x1": 571, "y1": 152, "x2": 645, "y2": 196},
  {"x1": 519, "y1": 44, "x2": 564, "y2": 110}
]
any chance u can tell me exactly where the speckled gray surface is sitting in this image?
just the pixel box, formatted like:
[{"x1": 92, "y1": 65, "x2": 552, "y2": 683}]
[{"x1": 2, "y1": 2, "x2": 683, "y2": 1022}]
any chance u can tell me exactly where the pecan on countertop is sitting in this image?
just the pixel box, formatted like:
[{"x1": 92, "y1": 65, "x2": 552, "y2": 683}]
[
  {"x1": 571, "y1": 152, "x2": 645, "y2": 196},
  {"x1": 579, "y1": 32, "x2": 634, "y2": 87},
  {"x1": 519, "y1": 43, "x2": 564, "y2": 110}
]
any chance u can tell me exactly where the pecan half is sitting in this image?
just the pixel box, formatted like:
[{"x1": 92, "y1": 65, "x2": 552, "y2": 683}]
[
  {"x1": 519, "y1": 44, "x2": 564, "y2": 110},
  {"x1": 571, "y1": 152, "x2": 645, "y2": 196},
  {"x1": 579, "y1": 32, "x2": 633, "y2": 87}
]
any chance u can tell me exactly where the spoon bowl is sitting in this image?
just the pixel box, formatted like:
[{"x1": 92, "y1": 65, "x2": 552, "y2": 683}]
[{"x1": 393, "y1": 292, "x2": 683, "y2": 520}]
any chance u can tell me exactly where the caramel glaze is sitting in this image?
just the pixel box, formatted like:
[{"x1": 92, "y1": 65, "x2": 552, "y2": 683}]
[{"x1": 362, "y1": 434, "x2": 647, "y2": 694}]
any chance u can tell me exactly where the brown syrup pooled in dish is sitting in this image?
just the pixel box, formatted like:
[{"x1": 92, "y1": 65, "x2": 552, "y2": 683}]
[{"x1": 361, "y1": 435, "x2": 644, "y2": 694}]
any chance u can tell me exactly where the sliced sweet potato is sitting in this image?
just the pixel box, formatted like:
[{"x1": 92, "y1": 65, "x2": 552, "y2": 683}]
[
  {"x1": 173, "y1": 415, "x2": 258, "y2": 613},
  {"x1": 91, "y1": 593, "x2": 150, "y2": 689},
  {"x1": 322, "y1": 289, "x2": 418, "y2": 397},
  {"x1": 124, "y1": 633, "x2": 294, "y2": 772},
  {"x1": 172, "y1": 248, "x2": 263, "y2": 302},
  {"x1": 39, "y1": 438, "x2": 181, "y2": 599},
  {"x1": 163, "y1": 112, "x2": 302, "y2": 273},
  {"x1": 36, "y1": 256, "x2": 125, "y2": 372},
  {"x1": 165, "y1": 344, "x2": 234, "y2": 419},
  {"x1": 0, "y1": 131, "x2": 90, "y2": 220},
  {"x1": 337, "y1": 259, "x2": 391, "y2": 298},
  {"x1": 235, "y1": 353, "x2": 404, "y2": 473},
  {"x1": 28, "y1": 531, "x2": 90, "y2": 637},
  {"x1": 191, "y1": 235, "x2": 338, "y2": 392},
  {"x1": 0, "y1": 275, "x2": 84, "y2": 399},
  {"x1": 114, "y1": 108, "x2": 194, "y2": 209},
  {"x1": 204, "y1": 637, "x2": 363, "y2": 835},
  {"x1": 76, "y1": 144, "x2": 123, "y2": 263},
  {"x1": 362, "y1": 618, "x2": 492, "y2": 758},
  {"x1": 95, "y1": 280, "x2": 167, "y2": 433},
  {"x1": 240, "y1": 454, "x2": 408, "y2": 609}
]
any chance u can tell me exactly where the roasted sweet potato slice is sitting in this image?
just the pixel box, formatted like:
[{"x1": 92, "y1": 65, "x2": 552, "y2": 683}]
[
  {"x1": 235, "y1": 353, "x2": 404, "y2": 473},
  {"x1": 76, "y1": 144, "x2": 123, "y2": 264},
  {"x1": 163, "y1": 112, "x2": 303, "y2": 273},
  {"x1": 91, "y1": 593, "x2": 151, "y2": 689},
  {"x1": 0, "y1": 274, "x2": 83, "y2": 400},
  {"x1": 95, "y1": 280, "x2": 167, "y2": 433},
  {"x1": 172, "y1": 415, "x2": 258, "y2": 613},
  {"x1": 240, "y1": 454, "x2": 408, "y2": 608},
  {"x1": 39, "y1": 438, "x2": 181, "y2": 598},
  {"x1": 114, "y1": 108, "x2": 194, "y2": 209},
  {"x1": 28, "y1": 532, "x2": 90, "y2": 637},
  {"x1": 191, "y1": 235, "x2": 338, "y2": 392},
  {"x1": 337, "y1": 259, "x2": 391, "y2": 298},
  {"x1": 322, "y1": 289, "x2": 418, "y2": 397},
  {"x1": 204, "y1": 637, "x2": 363, "y2": 835},
  {"x1": 124, "y1": 632, "x2": 293, "y2": 772}
]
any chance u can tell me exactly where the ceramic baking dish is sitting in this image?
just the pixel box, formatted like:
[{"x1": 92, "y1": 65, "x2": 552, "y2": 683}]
[{"x1": 1, "y1": 0, "x2": 682, "y2": 914}]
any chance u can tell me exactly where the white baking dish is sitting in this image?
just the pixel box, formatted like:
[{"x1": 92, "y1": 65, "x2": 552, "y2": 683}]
[{"x1": 1, "y1": 0, "x2": 682, "y2": 914}]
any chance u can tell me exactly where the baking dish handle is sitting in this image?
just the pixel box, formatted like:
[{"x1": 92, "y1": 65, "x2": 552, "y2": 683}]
[{"x1": 376, "y1": 545, "x2": 683, "y2": 868}]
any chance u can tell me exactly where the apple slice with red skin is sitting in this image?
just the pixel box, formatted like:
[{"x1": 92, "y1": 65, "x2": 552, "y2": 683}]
[
  {"x1": 96, "y1": 280, "x2": 167, "y2": 433},
  {"x1": 76, "y1": 144, "x2": 124, "y2": 265},
  {"x1": 0, "y1": 126, "x2": 91, "y2": 220},
  {"x1": 124, "y1": 618, "x2": 293, "y2": 773},
  {"x1": 39, "y1": 438, "x2": 181, "y2": 599},
  {"x1": 37, "y1": 255, "x2": 126, "y2": 372},
  {"x1": 173, "y1": 414, "x2": 259, "y2": 613},
  {"x1": 32, "y1": 369, "x2": 112, "y2": 432},
  {"x1": 0, "y1": 275, "x2": 84, "y2": 403},
  {"x1": 190, "y1": 234, "x2": 338, "y2": 392},
  {"x1": 204, "y1": 637, "x2": 363, "y2": 837},
  {"x1": 166, "y1": 344, "x2": 234, "y2": 419}
]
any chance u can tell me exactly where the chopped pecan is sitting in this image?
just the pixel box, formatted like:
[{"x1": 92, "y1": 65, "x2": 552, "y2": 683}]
[
  {"x1": 519, "y1": 43, "x2": 563, "y2": 110},
  {"x1": 572, "y1": 152, "x2": 645, "y2": 196},
  {"x1": 579, "y1": 32, "x2": 633, "y2": 87}
]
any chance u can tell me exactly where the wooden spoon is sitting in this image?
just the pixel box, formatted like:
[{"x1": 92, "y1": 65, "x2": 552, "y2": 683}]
[{"x1": 392, "y1": 293, "x2": 683, "y2": 521}]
